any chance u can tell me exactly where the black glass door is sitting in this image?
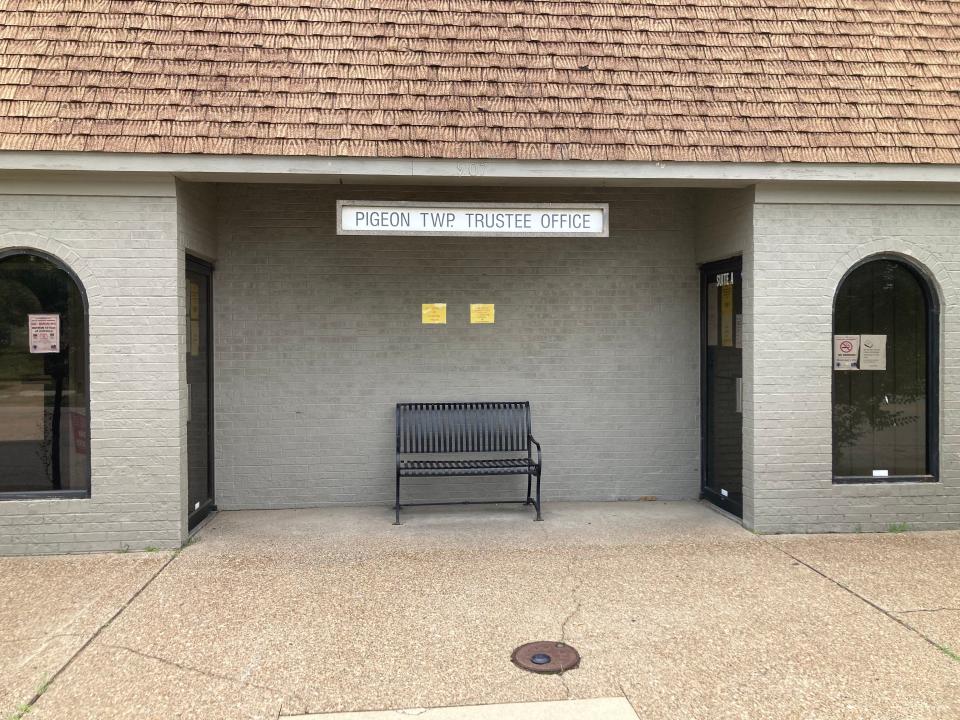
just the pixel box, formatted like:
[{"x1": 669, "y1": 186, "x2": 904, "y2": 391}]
[
  {"x1": 186, "y1": 258, "x2": 214, "y2": 529},
  {"x1": 701, "y1": 257, "x2": 743, "y2": 516}
]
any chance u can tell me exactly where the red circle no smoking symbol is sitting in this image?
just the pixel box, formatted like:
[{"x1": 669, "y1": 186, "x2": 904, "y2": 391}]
[{"x1": 839, "y1": 340, "x2": 854, "y2": 353}]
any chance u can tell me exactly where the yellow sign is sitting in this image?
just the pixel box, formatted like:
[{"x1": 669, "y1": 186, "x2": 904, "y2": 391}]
[
  {"x1": 720, "y1": 285, "x2": 734, "y2": 347},
  {"x1": 190, "y1": 281, "x2": 200, "y2": 321},
  {"x1": 470, "y1": 304, "x2": 495, "y2": 324},
  {"x1": 421, "y1": 303, "x2": 447, "y2": 324}
]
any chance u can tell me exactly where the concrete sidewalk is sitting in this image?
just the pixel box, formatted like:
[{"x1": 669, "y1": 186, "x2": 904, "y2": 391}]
[{"x1": 3, "y1": 501, "x2": 959, "y2": 719}]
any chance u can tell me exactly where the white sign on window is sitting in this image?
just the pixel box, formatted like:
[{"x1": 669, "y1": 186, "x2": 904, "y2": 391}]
[
  {"x1": 28, "y1": 314, "x2": 60, "y2": 353},
  {"x1": 859, "y1": 334, "x2": 887, "y2": 371},
  {"x1": 337, "y1": 201, "x2": 608, "y2": 237},
  {"x1": 833, "y1": 334, "x2": 860, "y2": 370}
]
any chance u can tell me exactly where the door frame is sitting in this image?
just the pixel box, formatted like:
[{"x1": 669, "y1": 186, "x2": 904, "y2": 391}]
[
  {"x1": 699, "y1": 255, "x2": 744, "y2": 517},
  {"x1": 186, "y1": 255, "x2": 215, "y2": 529}
]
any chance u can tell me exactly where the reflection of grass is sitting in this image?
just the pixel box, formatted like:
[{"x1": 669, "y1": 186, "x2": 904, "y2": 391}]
[
  {"x1": 834, "y1": 391, "x2": 922, "y2": 453},
  {"x1": 0, "y1": 349, "x2": 44, "y2": 381}
]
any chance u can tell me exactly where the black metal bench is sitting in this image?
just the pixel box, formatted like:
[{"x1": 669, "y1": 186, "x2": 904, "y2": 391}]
[{"x1": 394, "y1": 402, "x2": 543, "y2": 524}]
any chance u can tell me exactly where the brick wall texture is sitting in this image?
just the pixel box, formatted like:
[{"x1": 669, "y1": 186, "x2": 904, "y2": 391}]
[
  {"x1": 0, "y1": 185, "x2": 184, "y2": 554},
  {"x1": 750, "y1": 200, "x2": 960, "y2": 533},
  {"x1": 214, "y1": 184, "x2": 703, "y2": 509},
  {"x1": 3, "y1": 177, "x2": 960, "y2": 553}
]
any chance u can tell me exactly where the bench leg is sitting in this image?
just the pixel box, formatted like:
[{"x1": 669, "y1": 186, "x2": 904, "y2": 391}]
[
  {"x1": 525, "y1": 472, "x2": 532, "y2": 505},
  {"x1": 393, "y1": 470, "x2": 402, "y2": 526},
  {"x1": 534, "y1": 471, "x2": 543, "y2": 521}
]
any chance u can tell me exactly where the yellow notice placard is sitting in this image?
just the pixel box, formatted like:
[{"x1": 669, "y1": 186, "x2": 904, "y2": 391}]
[
  {"x1": 470, "y1": 304, "x2": 495, "y2": 324},
  {"x1": 421, "y1": 303, "x2": 447, "y2": 324},
  {"x1": 190, "y1": 281, "x2": 200, "y2": 321},
  {"x1": 720, "y1": 284, "x2": 734, "y2": 347}
]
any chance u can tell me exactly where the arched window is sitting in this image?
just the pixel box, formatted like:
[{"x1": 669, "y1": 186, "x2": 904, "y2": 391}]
[
  {"x1": 833, "y1": 257, "x2": 938, "y2": 482},
  {"x1": 0, "y1": 251, "x2": 90, "y2": 496}
]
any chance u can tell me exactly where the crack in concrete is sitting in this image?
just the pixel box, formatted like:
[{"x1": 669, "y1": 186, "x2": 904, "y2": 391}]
[
  {"x1": 103, "y1": 642, "x2": 287, "y2": 697},
  {"x1": 555, "y1": 558, "x2": 586, "y2": 699},
  {"x1": 766, "y1": 539, "x2": 958, "y2": 661},
  {"x1": 559, "y1": 563, "x2": 585, "y2": 646},
  {"x1": 893, "y1": 607, "x2": 960, "y2": 614}
]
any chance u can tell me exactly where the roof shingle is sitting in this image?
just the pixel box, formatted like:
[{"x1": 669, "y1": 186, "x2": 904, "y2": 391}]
[{"x1": 0, "y1": 0, "x2": 958, "y2": 163}]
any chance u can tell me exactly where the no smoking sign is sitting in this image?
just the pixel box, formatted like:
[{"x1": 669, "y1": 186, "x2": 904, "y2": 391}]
[{"x1": 834, "y1": 334, "x2": 860, "y2": 370}]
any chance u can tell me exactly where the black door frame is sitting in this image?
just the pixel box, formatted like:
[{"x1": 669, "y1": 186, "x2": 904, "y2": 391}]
[
  {"x1": 186, "y1": 255, "x2": 216, "y2": 530},
  {"x1": 699, "y1": 255, "x2": 744, "y2": 517}
]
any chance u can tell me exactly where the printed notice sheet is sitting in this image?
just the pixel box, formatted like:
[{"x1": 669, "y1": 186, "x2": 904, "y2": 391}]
[
  {"x1": 859, "y1": 334, "x2": 887, "y2": 371},
  {"x1": 833, "y1": 334, "x2": 860, "y2": 370},
  {"x1": 470, "y1": 304, "x2": 495, "y2": 324},
  {"x1": 28, "y1": 314, "x2": 60, "y2": 353},
  {"x1": 720, "y1": 284, "x2": 734, "y2": 347},
  {"x1": 421, "y1": 303, "x2": 447, "y2": 324}
]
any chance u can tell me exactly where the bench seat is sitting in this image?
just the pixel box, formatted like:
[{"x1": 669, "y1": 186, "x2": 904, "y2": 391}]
[
  {"x1": 399, "y1": 458, "x2": 537, "y2": 476},
  {"x1": 394, "y1": 401, "x2": 543, "y2": 524}
]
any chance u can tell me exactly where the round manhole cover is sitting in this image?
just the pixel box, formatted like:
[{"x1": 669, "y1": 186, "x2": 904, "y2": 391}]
[{"x1": 511, "y1": 641, "x2": 580, "y2": 674}]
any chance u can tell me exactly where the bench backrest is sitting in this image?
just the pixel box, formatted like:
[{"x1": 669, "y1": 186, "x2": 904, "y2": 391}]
[{"x1": 396, "y1": 402, "x2": 531, "y2": 454}]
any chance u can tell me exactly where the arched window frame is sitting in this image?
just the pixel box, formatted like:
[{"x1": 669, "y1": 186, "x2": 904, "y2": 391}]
[
  {"x1": 0, "y1": 247, "x2": 92, "y2": 499},
  {"x1": 832, "y1": 253, "x2": 939, "y2": 484}
]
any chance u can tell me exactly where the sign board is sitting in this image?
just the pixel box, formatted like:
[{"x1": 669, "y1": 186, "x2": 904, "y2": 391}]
[
  {"x1": 716, "y1": 271, "x2": 735, "y2": 287},
  {"x1": 833, "y1": 334, "x2": 860, "y2": 370},
  {"x1": 421, "y1": 303, "x2": 447, "y2": 324},
  {"x1": 338, "y1": 201, "x2": 608, "y2": 237},
  {"x1": 720, "y1": 285, "x2": 734, "y2": 347},
  {"x1": 859, "y1": 334, "x2": 887, "y2": 371},
  {"x1": 28, "y1": 314, "x2": 60, "y2": 353},
  {"x1": 470, "y1": 304, "x2": 495, "y2": 324}
]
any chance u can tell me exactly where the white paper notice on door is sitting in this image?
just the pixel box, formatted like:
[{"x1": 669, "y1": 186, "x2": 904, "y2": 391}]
[
  {"x1": 28, "y1": 314, "x2": 60, "y2": 353},
  {"x1": 833, "y1": 334, "x2": 860, "y2": 370},
  {"x1": 859, "y1": 334, "x2": 887, "y2": 371}
]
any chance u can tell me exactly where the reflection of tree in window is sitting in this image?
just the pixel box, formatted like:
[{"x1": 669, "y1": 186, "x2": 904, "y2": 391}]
[
  {"x1": 0, "y1": 253, "x2": 89, "y2": 494},
  {"x1": 833, "y1": 259, "x2": 930, "y2": 478}
]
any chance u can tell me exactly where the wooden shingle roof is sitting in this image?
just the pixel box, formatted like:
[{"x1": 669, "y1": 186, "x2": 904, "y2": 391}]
[{"x1": 0, "y1": 0, "x2": 958, "y2": 163}]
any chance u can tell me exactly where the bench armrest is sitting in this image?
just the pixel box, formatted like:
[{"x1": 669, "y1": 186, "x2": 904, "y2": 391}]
[{"x1": 528, "y1": 434, "x2": 542, "y2": 466}]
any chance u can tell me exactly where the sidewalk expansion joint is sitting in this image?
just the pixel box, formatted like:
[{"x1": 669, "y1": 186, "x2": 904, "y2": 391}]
[
  {"x1": 11, "y1": 550, "x2": 180, "y2": 716},
  {"x1": 765, "y1": 539, "x2": 958, "y2": 661}
]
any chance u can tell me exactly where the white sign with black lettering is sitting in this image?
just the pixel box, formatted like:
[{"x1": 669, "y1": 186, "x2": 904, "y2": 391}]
[
  {"x1": 859, "y1": 334, "x2": 887, "y2": 371},
  {"x1": 337, "y1": 201, "x2": 608, "y2": 237},
  {"x1": 28, "y1": 313, "x2": 60, "y2": 353}
]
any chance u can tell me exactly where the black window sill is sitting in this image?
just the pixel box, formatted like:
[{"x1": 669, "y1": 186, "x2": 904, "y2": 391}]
[
  {"x1": 0, "y1": 490, "x2": 90, "y2": 501},
  {"x1": 833, "y1": 475, "x2": 937, "y2": 485}
]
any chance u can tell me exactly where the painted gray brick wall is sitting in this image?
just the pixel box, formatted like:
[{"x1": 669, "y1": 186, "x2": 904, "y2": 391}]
[
  {"x1": 751, "y1": 199, "x2": 960, "y2": 533},
  {"x1": 695, "y1": 188, "x2": 754, "y2": 526},
  {"x1": 0, "y1": 180, "x2": 184, "y2": 554},
  {"x1": 214, "y1": 184, "x2": 702, "y2": 510}
]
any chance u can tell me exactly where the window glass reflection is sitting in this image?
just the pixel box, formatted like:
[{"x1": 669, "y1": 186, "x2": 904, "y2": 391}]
[
  {"x1": 833, "y1": 259, "x2": 930, "y2": 478},
  {"x1": 0, "y1": 253, "x2": 89, "y2": 493}
]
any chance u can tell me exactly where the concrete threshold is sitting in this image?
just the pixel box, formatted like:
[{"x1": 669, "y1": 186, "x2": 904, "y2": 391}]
[{"x1": 286, "y1": 697, "x2": 639, "y2": 719}]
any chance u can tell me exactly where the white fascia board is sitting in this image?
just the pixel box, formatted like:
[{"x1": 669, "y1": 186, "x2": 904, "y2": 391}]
[{"x1": 0, "y1": 151, "x2": 958, "y2": 186}]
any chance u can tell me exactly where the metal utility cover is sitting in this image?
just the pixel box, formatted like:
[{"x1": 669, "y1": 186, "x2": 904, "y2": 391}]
[{"x1": 511, "y1": 641, "x2": 580, "y2": 674}]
